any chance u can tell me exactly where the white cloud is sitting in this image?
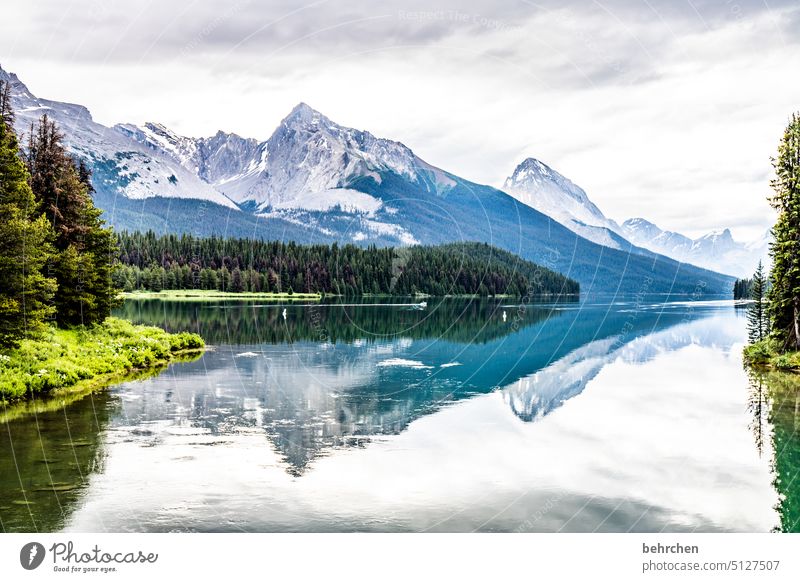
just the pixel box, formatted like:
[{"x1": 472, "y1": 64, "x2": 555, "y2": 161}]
[{"x1": 1, "y1": 0, "x2": 797, "y2": 240}]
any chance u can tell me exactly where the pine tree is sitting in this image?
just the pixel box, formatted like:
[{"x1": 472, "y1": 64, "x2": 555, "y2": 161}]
[
  {"x1": 767, "y1": 113, "x2": 800, "y2": 352},
  {"x1": 0, "y1": 81, "x2": 15, "y2": 131},
  {"x1": 734, "y1": 277, "x2": 753, "y2": 300},
  {"x1": 0, "y1": 82, "x2": 56, "y2": 348},
  {"x1": 231, "y1": 267, "x2": 244, "y2": 292},
  {"x1": 747, "y1": 261, "x2": 769, "y2": 343},
  {"x1": 81, "y1": 175, "x2": 121, "y2": 318},
  {"x1": 25, "y1": 114, "x2": 120, "y2": 326}
]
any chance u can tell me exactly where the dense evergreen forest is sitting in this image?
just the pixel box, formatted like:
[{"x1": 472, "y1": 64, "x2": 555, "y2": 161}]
[
  {"x1": 115, "y1": 231, "x2": 579, "y2": 297},
  {"x1": 734, "y1": 277, "x2": 753, "y2": 300}
]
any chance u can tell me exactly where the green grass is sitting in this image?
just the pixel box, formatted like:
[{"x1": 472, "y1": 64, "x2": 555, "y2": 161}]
[
  {"x1": 121, "y1": 290, "x2": 322, "y2": 301},
  {"x1": 0, "y1": 318, "x2": 204, "y2": 403},
  {"x1": 743, "y1": 339, "x2": 800, "y2": 371}
]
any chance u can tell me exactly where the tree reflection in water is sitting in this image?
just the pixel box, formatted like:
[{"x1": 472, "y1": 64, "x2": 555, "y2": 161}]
[{"x1": 746, "y1": 368, "x2": 800, "y2": 532}]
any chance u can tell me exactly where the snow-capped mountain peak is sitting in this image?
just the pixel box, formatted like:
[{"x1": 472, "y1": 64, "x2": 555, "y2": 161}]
[
  {"x1": 206, "y1": 101, "x2": 428, "y2": 212},
  {"x1": 0, "y1": 67, "x2": 37, "y2": 104},
  {"x1": 1, "y1": 64, "x2": 93, "y2": 124},
  {"x1": 506, "y1": 158, "x2": 559, "y2": 188},
  {"x1": 100, "y1": 96, "x2": 449, "y2": 242},
  {"x1": 504, "y1": 158, "x2": 605, "y2": 218},
  {"x1": 502, "y1": 157, "x2": 627, "y2": 249},
  {"x1": 746, "y1": 229, "x2": 772, "y2": 251},
  {"x1": 690, "y1": 228, "x2": 738, "y2": 257},
  {"x1": 282, "y1": 101, "x2": 327, "y2": 128},
  {"x1": 622, "y1": 217, "x2": 661, "y2": 237},
  {"x1": 696, "y1": 228, "x2": 733, "y2": 244}
]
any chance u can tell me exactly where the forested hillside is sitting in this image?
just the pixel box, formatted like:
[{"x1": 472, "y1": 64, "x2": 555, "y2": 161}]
[{"x1": 115, "y1": 232, "x2": 579, "y2": 297}]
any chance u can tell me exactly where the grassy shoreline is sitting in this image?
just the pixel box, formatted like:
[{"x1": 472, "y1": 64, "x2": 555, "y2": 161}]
[
  {"x1": 121, "y1": 290, "x2": 322, "y2": 301},
  {"x1": 120, "y1": 290, "x2": 581, "y2": 301},
  {"x1": 743, "y1": 339, "x2": 800, "y2": 372},
  {"x1": 0, "y1": 318, "x2": 205, "y2": 406}
]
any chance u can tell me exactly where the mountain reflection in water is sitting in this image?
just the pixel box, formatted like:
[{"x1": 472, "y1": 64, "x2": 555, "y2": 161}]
[{"x1": 0, "y1": 298, "x2": 794, "y2": 532}]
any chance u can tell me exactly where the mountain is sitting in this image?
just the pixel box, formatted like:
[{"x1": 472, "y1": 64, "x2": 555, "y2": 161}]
[
  {"x1": 120, "y1": 102, "x2": 457, "y2": 245},
  {"x1": 621, "y1": 218, "x2": 770, "y2": 277},
  {"x1": 2, "y1": 65, "x2": 348, "y2": 244},
  {"x1": 503, "y1": 157, "x2": 770, "y2": 278},
  {"x1": 0, "y1": 68, "x2": 239, "y2": 211},
  {"x1": 0, "y1": 64, "x2": 735, "y2": 295},
  {"x1": 114, "y1": 122, "x2": 266, "y2": 196},
  {"x1": 214, "y1": 103, "x2": 447, "y2": 212},
  {"x1": 503, "y1": 158, "x2": 632, "y2": 251}
]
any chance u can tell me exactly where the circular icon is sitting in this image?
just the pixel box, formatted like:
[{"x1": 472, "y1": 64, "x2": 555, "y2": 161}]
[{"x1": 20, "y1": 542, "x2": 46, "y2": 570}]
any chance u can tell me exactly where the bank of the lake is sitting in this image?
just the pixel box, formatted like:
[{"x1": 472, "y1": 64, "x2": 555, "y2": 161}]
[
  {"x1": 743, "y1": 339, "x2": 800, "y2": 372},
  {"x1": 122, "y1": 290, "x2": 322, "y2": 301},
  {"x1": 121, "y1": 290, "x2": 576, "y2": 301},
  {"x1": 0, "y1": 317, "x2": 204, "y2": 405}
]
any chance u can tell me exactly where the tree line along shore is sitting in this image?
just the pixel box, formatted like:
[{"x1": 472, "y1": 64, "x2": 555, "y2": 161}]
[{"x1": 113, "y1": 232, "x2": 579, "y2": 297}]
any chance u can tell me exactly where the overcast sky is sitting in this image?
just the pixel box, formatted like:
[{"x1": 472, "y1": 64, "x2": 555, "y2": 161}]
[{"x1": 2, "y1": 0, "x2": 798, "y2": 240}]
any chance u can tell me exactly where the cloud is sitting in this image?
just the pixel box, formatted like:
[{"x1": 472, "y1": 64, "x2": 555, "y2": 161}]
[{"x1": 1, "y1": 0, "x2": 798, "y2": 240}]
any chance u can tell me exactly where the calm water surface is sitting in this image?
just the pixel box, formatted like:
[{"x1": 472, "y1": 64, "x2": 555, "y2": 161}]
[{"x1": 1, "y1": 298, "x2": 798, "y2": 532}]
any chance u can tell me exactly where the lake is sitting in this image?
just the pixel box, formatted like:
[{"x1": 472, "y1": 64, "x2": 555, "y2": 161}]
[{"x1": 1, "y1": 297, "x2": 798, "y2": 532}]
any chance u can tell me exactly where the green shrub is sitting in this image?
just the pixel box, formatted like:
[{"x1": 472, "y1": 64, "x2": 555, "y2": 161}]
[
  {"x1": 744, "y1": 338, "x2": 800, "y2": 371},
  {"x1": 168, "y1": 332, "x2": 204, "y2": 351},
  {"x1": 774, "y1": 354, "x2": 800, "y2": 371},
  {"x1": 0, "y1": 317, "x2": 205, "y2": 403},
  {"x1": 743, "y1": 340, "x2": 773, "y2": 365},
  {"x1": 126, "y1": 347, "x2": 155, "y2": 368}
]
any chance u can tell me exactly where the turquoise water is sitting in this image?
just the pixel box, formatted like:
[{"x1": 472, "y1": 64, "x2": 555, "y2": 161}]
[{"x1": 1, "y1": 298, "x2": 796, "y2": 532}]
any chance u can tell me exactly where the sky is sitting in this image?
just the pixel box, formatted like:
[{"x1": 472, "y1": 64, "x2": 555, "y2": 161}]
[{"x1": 2, "y1": 0, "x2": 798, "y2": 241}]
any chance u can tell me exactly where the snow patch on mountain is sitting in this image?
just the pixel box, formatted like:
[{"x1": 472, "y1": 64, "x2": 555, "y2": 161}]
[
  {"x1": 361, "y1": 219, "x2": 419, "y2": 245},
  {"x1": 271, "y1": 188, "x2": 382, "y2": 213},
  {"x1": 115, "y1": 122, "x2": 197, "y2": 168}
]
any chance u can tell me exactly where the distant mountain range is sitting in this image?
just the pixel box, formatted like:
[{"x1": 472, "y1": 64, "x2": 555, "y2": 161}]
[
  {"x1": 503, "y1": 158, "x2": 769, "y2": 277},
  {"x1": 620, "y1": 219, "x2": 769, "y2": 278},
  {"x1": 0, "y1": 63, "x2": 735, "y2": 294}
]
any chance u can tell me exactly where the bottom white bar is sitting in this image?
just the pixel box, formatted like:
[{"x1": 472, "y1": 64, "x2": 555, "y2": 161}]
[{"x1": 0, "y1": 533, "x2": 797, "y2": 581}]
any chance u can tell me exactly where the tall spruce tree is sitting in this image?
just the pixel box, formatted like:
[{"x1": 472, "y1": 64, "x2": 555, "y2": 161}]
[
  {"x1": 734, "y1": 277, "x2": 753, "y2": 300},
  {"x1": 747, "y1": 261, "x2": 769, "y2": 344},
  {"x1": 77, "y1": 162, "x2": 120, "y2": 320},
  {"x1": 767, "y1": 113, "x2": 800, "y2": 352},
  {"x1": 0, "y1": 81, "x2": 56, "y2": 348},
  {"x1": 25, "y1": 114, "x2": 119, "y2": 326}
]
